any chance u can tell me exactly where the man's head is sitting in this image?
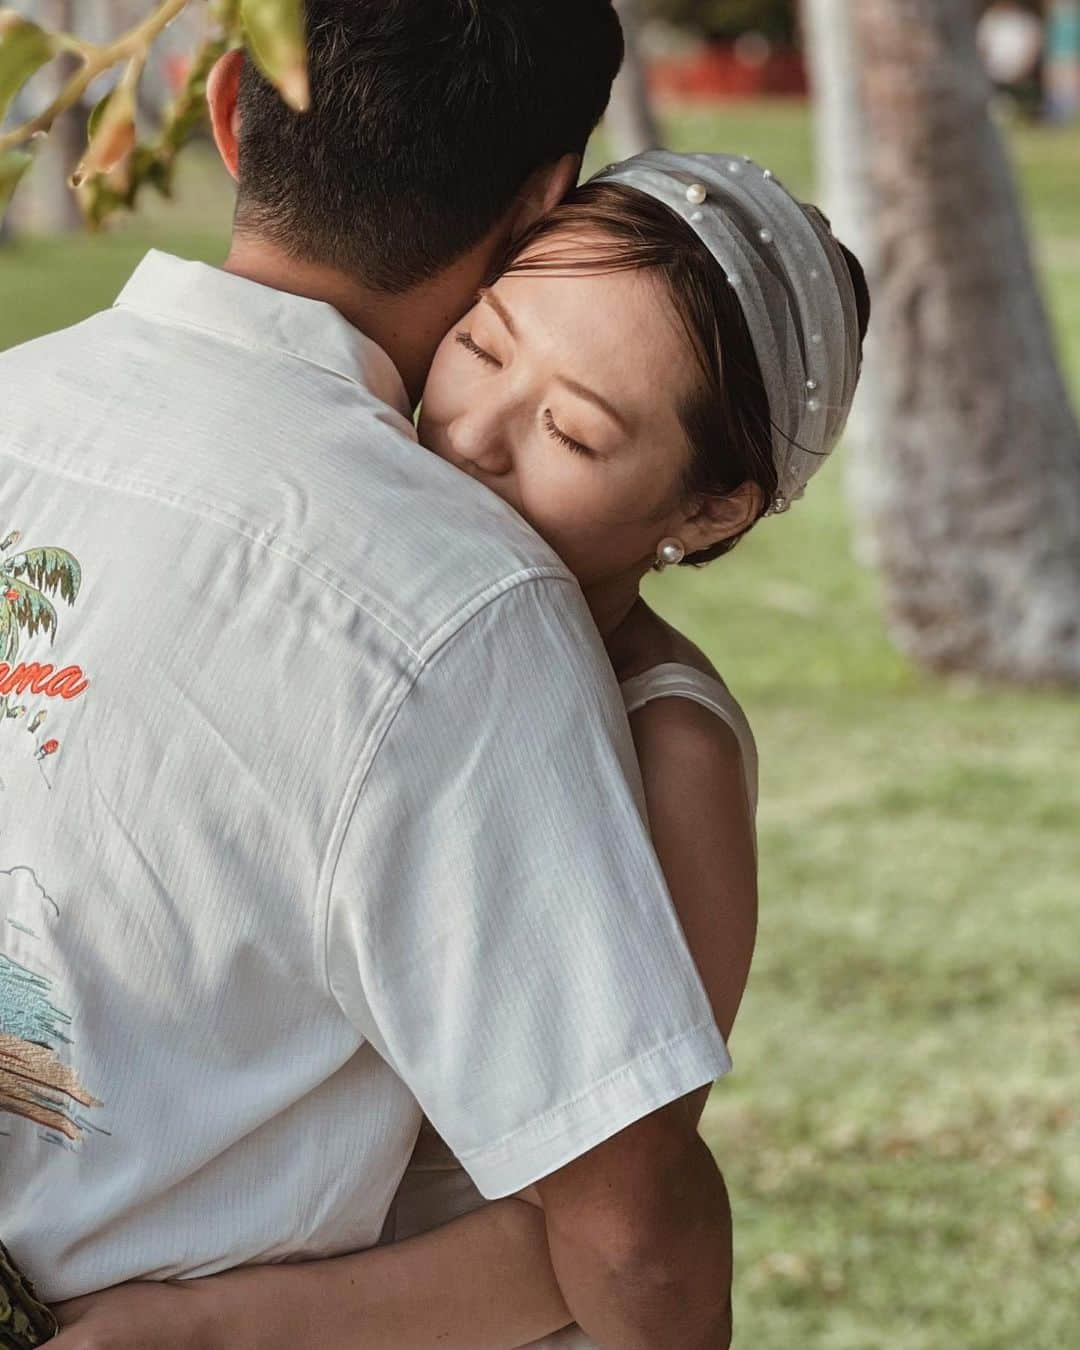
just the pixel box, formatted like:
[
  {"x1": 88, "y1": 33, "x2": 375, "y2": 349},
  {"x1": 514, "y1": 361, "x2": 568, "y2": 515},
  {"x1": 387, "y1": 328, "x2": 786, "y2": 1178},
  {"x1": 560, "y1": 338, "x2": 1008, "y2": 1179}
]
[{"x1": 218, "y1": 0, "x2": 624, "y2": 295}]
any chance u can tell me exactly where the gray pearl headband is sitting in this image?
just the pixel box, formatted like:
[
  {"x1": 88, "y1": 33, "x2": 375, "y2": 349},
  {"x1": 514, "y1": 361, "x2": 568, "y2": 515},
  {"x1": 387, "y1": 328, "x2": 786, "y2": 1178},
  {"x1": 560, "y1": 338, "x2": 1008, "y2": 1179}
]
[{"x1": 592, "y1": 151, "x2": 861, "y2": 514}]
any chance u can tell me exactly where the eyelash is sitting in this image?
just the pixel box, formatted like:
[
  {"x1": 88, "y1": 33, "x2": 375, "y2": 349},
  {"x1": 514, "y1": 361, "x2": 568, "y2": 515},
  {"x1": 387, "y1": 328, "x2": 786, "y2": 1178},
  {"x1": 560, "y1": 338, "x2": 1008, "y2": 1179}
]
[
  {"x1": 455, "y1": 331, "x2": 595, "y2": 459},
  {"x1": 543, "y1": 409, "x2": 593, "y2": 458},
  {"x1": 455, "y1": 330, "x2": 499, "y2": 367}
]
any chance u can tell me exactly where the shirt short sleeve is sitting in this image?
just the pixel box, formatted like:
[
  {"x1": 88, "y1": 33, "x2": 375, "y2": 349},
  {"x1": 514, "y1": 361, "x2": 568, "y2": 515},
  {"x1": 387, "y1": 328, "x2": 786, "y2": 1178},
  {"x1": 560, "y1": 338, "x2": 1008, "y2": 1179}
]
[{"x1": 325, "y1": 575, "x2": 731, "y2": 1200}]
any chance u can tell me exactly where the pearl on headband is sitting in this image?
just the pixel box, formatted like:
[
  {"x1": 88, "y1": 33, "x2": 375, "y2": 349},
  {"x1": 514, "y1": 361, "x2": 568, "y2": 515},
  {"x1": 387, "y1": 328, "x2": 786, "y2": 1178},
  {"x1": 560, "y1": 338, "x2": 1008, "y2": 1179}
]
[{"x1": 594, "y1": 149, "x2": 861, "y2": 523}]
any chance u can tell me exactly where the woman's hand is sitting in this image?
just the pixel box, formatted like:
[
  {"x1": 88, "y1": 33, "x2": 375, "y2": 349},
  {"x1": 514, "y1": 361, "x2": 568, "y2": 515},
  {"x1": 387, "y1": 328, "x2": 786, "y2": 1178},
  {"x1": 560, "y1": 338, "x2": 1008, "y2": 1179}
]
[{"x1": 50, "y1": 1279, "x2": 227, "y2": 1350}]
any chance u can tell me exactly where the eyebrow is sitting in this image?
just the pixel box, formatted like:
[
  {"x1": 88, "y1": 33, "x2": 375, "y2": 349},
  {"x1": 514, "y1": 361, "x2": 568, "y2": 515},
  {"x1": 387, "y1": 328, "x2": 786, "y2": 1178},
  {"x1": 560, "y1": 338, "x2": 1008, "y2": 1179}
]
[
  {"x1": 479, "y1": 288, "x2": 633, "y2": 435},
  {"x1": 479, "y1": 288, "x2": 517, "y2": 338},
  {"x1": 555, "y1": 375, "x2": 632, "y2": 436}
]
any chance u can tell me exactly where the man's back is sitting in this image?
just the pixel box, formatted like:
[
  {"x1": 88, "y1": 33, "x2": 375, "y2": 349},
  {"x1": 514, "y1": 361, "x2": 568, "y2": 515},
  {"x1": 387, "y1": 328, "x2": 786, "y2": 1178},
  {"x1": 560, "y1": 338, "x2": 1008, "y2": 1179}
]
[
  {"x1": 0, "y1": 250, "x2": 551, "y2": 1289},
  {"x1": 0, "y1": 253, "x2": 729, "y2": 1301}
]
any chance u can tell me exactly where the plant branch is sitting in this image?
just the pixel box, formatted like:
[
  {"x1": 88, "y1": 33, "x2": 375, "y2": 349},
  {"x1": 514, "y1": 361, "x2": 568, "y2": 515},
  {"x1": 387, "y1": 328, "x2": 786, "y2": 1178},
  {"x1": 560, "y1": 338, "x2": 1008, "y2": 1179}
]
[{"x1": 0, "y1": 0, "x2": 194, "y2": 152}]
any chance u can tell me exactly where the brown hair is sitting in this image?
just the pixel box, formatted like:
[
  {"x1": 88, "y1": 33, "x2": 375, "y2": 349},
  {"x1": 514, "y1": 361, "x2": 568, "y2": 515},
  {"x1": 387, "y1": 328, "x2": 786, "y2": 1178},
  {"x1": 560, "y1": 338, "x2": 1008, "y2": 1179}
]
[{"x1": 499, "y1": 182, "x2": 871, "y2": 566}]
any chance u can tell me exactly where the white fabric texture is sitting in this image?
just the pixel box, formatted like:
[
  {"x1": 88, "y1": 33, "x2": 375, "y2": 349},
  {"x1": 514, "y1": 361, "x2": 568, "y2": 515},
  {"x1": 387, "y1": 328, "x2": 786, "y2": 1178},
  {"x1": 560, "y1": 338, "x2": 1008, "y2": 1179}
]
[
  {"x1": 382, "y1": 663, "x2": 759, "y2": 1348},
  {"x1": 0, "y1": 251, "x2": 730, "y2": 1300}
]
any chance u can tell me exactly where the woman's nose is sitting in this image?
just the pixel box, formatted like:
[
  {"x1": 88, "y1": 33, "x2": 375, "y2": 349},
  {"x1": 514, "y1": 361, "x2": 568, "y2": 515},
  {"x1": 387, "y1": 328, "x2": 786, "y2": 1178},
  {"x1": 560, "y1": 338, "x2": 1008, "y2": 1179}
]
[{"x1": 448, "y1": 410, "x2": 514, "y2": 479}]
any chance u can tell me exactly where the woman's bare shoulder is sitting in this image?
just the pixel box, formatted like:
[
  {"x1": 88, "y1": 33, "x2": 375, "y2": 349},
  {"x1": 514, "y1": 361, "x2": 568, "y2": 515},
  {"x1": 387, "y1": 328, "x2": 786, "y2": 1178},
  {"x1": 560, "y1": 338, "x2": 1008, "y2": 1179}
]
[{"x1": 627, "y1": 684, "x2": 745, "y2": 775}]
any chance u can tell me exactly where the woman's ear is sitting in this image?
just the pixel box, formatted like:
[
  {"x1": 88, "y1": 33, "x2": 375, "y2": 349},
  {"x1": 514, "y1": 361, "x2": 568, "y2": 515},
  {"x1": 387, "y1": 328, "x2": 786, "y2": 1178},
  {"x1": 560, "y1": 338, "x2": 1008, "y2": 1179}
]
[
  {"x1": 682, "y1": 481, "x2": 763, "y2": 552},
  {"x1": 207, "y1": 49, "x2": 246, "y2": 182}
]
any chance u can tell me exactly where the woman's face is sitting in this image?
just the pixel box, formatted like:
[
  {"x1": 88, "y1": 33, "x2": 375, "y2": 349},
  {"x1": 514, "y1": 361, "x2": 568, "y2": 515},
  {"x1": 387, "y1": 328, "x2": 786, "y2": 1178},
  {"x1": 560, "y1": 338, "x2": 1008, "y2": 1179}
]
[{"x1": 417, "y1": 234, "x2": 701, "y2": 586}]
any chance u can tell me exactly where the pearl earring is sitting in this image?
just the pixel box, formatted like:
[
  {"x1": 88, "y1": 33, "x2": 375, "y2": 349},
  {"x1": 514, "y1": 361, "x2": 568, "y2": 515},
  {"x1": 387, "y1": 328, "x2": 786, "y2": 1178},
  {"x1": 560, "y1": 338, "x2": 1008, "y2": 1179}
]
[{"x1": 654, "y1": 537, "x2": 686, "y2": 570}]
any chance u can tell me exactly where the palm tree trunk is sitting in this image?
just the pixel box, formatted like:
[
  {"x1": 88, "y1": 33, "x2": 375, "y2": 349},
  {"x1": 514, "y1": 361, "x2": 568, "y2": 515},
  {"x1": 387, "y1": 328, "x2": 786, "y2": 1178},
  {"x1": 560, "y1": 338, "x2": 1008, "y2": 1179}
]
[
  {"x1": 848, "y1": 0, "x2": 1080, "y2": 684},
  {"x1": 607, "y1": 0, "x2": 661, "y2": 158},
  {"x1": 800, "y1": 0, "x2": 883, "y2": 567}
]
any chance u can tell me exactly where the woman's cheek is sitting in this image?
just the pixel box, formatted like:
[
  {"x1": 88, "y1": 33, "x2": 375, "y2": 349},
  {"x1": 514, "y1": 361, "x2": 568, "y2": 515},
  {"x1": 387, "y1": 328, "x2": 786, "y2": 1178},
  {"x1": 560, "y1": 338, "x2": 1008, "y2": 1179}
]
[
  {"x1": 426, "y1": 349, "x2": 480, "y2": 424},
  {"x1": 520, "y1": 467, "x2": 595, "y2": 540}
]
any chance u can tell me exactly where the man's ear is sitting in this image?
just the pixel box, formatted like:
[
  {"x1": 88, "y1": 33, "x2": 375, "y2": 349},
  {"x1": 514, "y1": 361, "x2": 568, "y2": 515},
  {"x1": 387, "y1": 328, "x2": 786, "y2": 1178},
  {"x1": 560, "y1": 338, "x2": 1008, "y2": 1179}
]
[
  {"x1": 207, "y1": 49, "x2": 245, "y2": 182},
  {"x1": 507, "y1": 152, "x2": 581, "y2": 239}
]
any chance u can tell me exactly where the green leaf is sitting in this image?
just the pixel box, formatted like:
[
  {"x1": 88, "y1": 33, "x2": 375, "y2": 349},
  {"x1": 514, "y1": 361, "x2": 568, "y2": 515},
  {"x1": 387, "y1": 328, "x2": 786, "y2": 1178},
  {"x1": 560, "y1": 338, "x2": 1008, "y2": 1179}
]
[
  {"x1": 10, "y1": 547, "x2": 81, "y2": 605},
  {"x1": 4, "y1": 579, "x2": 57, "y2": 645},
  {"x1": 86, "y1": 88, "x2": 113, "y2": 144},
  {"x1": 240, "y1": 0, "x2": 309, "y2": 111},
  {"x1": 0, "y1": 9, "x2": 54, "y2": 125},
  {"x1": 0, "y1": 147, "x2": 31, "y2": 226},
  {"x1": 71, "y1": 81, "x2": 136, "y2": 187},
  {"x1": 0, "y1": 597, "x2": 14, "y2": 663}
]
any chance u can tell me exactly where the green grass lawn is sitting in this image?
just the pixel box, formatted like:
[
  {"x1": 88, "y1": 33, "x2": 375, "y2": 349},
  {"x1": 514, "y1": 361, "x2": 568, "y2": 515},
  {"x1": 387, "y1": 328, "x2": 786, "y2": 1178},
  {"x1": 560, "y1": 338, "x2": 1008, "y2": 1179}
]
[{"x1": 2, "y1": 102, "x2": 1078, "y2": 1348}]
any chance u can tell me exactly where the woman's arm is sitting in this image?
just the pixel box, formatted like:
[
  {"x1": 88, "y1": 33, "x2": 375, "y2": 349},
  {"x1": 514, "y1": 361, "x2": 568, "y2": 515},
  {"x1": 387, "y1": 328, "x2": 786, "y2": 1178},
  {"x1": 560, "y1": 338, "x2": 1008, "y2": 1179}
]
[
  {"x1": 626, "y1": 695, "x2": 759, "y2": 1131},
  {"x1": 53, "y1": 1196, "x2": 571, "y2": 1350}
]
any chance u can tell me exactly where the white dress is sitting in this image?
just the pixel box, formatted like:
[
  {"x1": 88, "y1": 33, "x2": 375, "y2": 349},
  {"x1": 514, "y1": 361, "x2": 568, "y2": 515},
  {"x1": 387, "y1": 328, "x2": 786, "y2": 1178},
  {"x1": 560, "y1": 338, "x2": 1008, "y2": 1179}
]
[{"x1": 378, "y1": 662, "x2": 759, "y2": 1348}]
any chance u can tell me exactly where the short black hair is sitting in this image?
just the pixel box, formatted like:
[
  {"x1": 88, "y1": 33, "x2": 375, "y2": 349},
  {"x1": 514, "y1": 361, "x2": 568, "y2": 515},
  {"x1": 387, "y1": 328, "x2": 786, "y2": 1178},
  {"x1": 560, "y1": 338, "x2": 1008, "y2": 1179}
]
[{"x1": 235, "y1": 1, "x2": 624, "y2": 293}]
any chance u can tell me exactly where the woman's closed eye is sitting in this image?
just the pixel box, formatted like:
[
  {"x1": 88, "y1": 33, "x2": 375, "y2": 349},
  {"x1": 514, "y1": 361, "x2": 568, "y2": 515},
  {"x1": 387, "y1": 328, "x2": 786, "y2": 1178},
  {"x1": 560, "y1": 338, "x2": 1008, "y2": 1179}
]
[
  {"x1": 544, "y1": 408, "x2": 595, "y2": 458},
  {"x1": 456, "y1": 329, "x2": 596, "y2": 458},
  {"x1": 455, "y1": 331, "x2": 501, "y2": 368}
]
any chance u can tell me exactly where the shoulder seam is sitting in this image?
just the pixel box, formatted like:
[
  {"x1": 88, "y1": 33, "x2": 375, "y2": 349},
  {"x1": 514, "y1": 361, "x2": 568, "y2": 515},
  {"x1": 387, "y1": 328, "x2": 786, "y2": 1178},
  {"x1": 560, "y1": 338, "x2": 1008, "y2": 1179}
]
[
  {"x1": 0, "y1": 440, "x2": 572, "y2": 662},
  {"x1": 414, "y1": 567, "x2": 576, "y2": 664},
  {"x1": 318, "y1": 567, "x2": 579, "y2": 1007}
]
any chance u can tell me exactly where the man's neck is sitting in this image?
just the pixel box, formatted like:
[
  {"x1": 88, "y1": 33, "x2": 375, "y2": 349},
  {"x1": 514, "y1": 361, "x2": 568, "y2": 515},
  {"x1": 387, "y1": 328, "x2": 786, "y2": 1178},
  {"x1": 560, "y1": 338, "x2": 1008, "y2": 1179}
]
[
  {"x1": 221, "y1": 235, "x2": 493, "y2": 409},
  {"x1": 585, "y1": 575, "x2": 650, "y2": 653}
]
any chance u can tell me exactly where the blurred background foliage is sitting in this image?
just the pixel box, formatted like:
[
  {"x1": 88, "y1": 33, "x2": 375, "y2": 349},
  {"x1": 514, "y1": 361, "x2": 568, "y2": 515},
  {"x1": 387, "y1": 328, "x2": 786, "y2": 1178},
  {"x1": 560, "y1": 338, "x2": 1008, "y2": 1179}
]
[{"x1": 648, "y1": 0, "x2": 798, "y2": 43}]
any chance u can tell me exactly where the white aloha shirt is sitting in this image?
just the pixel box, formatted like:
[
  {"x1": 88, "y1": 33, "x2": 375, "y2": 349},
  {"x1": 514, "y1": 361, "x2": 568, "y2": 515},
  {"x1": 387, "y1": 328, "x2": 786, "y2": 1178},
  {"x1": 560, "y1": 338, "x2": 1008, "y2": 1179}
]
[{"x1": 0, "y1": 251, "x2": 731, "y2": 1302}]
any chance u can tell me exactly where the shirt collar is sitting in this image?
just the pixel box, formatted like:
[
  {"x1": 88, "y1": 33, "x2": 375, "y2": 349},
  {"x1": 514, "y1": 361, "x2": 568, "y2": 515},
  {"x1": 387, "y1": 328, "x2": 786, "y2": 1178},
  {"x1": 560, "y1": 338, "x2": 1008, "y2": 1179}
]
[{"x1": 114, "y1": 249, "x2": 413, "y2": 421}]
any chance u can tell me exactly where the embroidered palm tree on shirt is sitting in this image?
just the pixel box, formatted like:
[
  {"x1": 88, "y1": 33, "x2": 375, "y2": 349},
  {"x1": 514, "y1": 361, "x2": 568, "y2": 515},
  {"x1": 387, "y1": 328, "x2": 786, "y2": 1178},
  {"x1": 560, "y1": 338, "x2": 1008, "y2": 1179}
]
[
  {"x1": 0, "y1": 534, "x2": 95, "y2": 1139},
  {"x1": 0, "y1": 531, "x2": 81, "y2": 748}
]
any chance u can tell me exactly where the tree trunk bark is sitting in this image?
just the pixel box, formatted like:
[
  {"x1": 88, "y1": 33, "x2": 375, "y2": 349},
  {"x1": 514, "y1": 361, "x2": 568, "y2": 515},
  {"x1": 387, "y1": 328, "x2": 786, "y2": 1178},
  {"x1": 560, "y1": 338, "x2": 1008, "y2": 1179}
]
[
  {"x1": 801, "y1": 0, "x2": 873, "y2": 260},
  {"x1": 850, "y1": 0, "x2": 1080, "y2": 684},
  {"x1": 800, "y1": 0, "x2": 883, "y2": 566},
  {"x1": 607, "y1": 0, "x2": 661, "y2": 158},
  {"x1": 24, "y1": 0, "x2": 85, "y2": 233}
]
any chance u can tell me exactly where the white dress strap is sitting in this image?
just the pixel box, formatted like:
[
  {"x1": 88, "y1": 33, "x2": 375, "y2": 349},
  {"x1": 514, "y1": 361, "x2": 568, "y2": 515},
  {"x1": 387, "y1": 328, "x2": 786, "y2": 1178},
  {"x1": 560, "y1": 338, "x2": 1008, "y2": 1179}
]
[{"x1": 620, "y1": 662, "x2": 759, "y2": 817}]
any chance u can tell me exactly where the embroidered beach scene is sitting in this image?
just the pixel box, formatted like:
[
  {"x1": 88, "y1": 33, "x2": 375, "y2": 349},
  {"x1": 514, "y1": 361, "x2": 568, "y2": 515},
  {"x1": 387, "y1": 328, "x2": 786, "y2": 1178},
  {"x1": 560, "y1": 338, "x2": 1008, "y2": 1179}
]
[{"x1": 0, "y1": 867, "x2": 104, "y2": 1145}]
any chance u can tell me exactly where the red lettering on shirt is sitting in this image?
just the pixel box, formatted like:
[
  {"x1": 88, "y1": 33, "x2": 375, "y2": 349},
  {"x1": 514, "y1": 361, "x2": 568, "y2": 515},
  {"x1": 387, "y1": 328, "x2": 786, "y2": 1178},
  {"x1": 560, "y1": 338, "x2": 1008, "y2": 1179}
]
[{"x1": 0, "y1": 662, "x2": 89, "y2": 700}]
